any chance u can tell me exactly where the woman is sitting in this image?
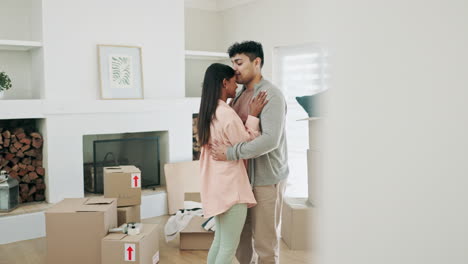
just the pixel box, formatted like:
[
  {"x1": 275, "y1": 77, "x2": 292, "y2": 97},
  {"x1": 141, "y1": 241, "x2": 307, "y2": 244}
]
[{"x1": 198, "y1": 63, "x2": 267, "y2": 264}]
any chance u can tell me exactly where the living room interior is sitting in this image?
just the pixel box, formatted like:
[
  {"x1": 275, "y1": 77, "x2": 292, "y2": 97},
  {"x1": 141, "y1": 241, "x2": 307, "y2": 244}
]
[
  {"x1": 1, "y1": 0, "x2": 467, "y2": 263},
  {"x1": 0, "y1": 0, "x2": 317, "y2": 263}
]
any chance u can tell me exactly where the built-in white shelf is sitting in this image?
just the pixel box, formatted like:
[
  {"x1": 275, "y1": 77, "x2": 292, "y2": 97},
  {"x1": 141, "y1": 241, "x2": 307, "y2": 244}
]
[
  {"x1": 0, "y1": 40, "x2": 42, "y2": 51},
  {"x1": 0, "y1": 99, "x2": 45, "y2": 119},
  {"x1": 185, "y1": 50, "x2": 229, "y2": 60},
  {"x1": 0, "y1": 98, "x2": 201, "y2": 120}
]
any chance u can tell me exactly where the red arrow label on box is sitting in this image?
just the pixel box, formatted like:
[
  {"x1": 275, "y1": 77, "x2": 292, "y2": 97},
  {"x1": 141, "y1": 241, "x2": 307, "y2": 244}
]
[
  {"x1": 131, "y1": 173, "x2": 141, "y2": 188},
  {"x1": 125, "y1": 243, "x2": 136, "y2": 261},
  {"x1": 127, "y1": 247, "x2": 133, "y2": 260}
]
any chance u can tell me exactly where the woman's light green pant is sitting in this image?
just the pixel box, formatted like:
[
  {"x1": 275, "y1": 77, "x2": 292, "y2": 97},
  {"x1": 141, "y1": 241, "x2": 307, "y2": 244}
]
[{"x1": 207, "y1": 203, "x2": 247, "y2": 264}]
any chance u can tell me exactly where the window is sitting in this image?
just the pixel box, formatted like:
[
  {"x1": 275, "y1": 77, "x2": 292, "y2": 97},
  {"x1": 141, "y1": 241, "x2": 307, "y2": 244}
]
[{"x1": 273, "y1": 43, "x2": 327, "y2": 197}]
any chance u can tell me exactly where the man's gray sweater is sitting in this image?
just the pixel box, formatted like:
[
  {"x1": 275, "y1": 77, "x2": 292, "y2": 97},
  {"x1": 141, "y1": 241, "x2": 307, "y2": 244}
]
[{"x1": 227, "y1": 78, "x2": 289, "y2": 186}]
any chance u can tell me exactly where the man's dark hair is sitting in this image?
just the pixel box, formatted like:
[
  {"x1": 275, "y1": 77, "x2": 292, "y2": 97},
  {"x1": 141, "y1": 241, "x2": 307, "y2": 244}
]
[{"x1": 227, "y1": 41, "x2": 264, "y2": 68}]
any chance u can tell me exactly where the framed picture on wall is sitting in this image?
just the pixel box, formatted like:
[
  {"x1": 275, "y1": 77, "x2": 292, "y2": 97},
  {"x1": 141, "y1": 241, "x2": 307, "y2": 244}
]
[{"x1": 97, "y1": 45, "x2": 144, "y2": 99}]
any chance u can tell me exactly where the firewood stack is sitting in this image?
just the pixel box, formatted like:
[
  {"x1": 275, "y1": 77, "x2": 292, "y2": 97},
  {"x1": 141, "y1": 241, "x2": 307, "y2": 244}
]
[{"x1": 0, "y1": 128, "x2": 45, "y2": 203}]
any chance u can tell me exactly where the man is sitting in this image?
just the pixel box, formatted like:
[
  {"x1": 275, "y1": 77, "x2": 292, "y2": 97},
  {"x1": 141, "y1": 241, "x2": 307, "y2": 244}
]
[{"x1": 210, "y1": 41, "x2": 289, "y2": 264}]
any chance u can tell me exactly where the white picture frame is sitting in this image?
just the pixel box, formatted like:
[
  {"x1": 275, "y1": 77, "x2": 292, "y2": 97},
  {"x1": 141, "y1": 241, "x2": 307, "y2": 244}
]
[{"x1": 98, "y1": 45, "x2": 144, "y2": 99}]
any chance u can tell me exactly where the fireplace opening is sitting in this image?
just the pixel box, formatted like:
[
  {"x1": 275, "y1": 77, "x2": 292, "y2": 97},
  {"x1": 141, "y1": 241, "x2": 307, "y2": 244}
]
[{"x1": 83, "y1": 132, "x2": 164, "y2": 194}]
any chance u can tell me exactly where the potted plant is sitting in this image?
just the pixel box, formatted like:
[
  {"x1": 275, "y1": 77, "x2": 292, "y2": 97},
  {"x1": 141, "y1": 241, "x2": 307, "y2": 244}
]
[{"x1": 0, "y1": 71, "x2": 12, "y2": 98}]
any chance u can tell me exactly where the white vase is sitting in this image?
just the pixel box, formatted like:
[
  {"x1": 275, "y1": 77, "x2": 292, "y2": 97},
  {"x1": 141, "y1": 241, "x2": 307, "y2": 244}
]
[{"x1": 0, "y1": 91, "x2": 4, "y2": 99}]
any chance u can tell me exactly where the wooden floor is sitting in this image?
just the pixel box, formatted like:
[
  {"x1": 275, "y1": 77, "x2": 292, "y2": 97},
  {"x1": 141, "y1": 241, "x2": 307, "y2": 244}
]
[{"x1": 0, "y1": 215, "x2": 312, "y2": 264}]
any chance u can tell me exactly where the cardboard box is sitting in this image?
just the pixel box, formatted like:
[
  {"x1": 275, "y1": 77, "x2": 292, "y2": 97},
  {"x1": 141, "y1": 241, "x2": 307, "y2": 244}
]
[
  {"x1": 102, "y1": 224, "x2": 159, "y2": 264},
  {"x1": 180, "y1": 216, "x2": 214, "y2": 250},
  {"x1": 45, "y1": 197, "x2": 117, "y2": 264},
  {"x1": 281, "y1": 197, "x2": 313, "y2": 250},
  {"x1": 184, "y1": 192, "x2": 201, "y2": 203},
  {"x1": 104, "y1": 166, "x2": 142, "y2": 207},
  {"x1": 164, "y1": 161, "x2": 201, "y2": 214},
  {"x1": 164, "y1": 162, "x2": 213, "y2": 250},
  {"x1": 179, "y1": 192, "x2": 213, "y2": 250},
  {"x1": 117, "y1": 205, "x2": 141, "y2": 226}
]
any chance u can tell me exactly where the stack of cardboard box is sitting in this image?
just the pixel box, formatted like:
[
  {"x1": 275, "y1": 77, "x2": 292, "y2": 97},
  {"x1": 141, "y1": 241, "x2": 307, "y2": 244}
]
[
  {"x1": 104, "y1": 166, "x2": 142, "y2": 226},
  {"x1": 45, "y1": 165, "x2": 159, "y2": 264},
  {"x1": 164, "y1": 161, "x2": 214, "y2": 250}
]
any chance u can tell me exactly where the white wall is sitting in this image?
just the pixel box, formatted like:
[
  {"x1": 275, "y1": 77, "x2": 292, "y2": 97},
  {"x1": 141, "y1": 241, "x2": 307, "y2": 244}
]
[
  {"x1": 0, "y1": 0, "x2": 34, "y2": 40},
  {"x1": 42, "y1": 0, "x2": 185, "y2": 100},
  {"x1": 185, "y1": 8, "x2": 222, "y2": 51},
  {"x1": 184, "y1": 0, "x2": 321, "y2": 91},
  {"x1": 317, "y1": 0, "x2": 468, "y2": 263},
  {"x1": 184, "y1": 8, "x2": 229, "y2": 97},
  {"x1": 218, "y1": 0, "x2": 321, "y2": 80},
  {"x1": 35, "y1": 0, "x2": 193, "y2": 203}
]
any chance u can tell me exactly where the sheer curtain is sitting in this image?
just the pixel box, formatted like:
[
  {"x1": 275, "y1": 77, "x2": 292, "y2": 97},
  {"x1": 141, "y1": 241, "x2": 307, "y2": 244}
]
[{"x1": 273, "y1": 43, "x2": 327, "y2": 197}]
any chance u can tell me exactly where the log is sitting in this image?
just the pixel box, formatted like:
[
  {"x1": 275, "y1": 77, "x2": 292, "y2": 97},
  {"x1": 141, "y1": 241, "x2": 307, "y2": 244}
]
[
  {"x1": 3, "y1": 138, "x2": 10, "y2": 147},
  {"x1": 19, "y1": 183, "x2": 29, "y2": 194},
  {"x1": 9, "y1": 145, "x2": 18, "y2": 153},
  {"x1": 27, "y1": 165, "x2": 35, "y2": 171},
  {"x1": 16, "y1": 150, "x2": 24, "y2": 158},
  {"x1": 28, "y1": 171, "x2": 38, "y2": 180},
  {"x1": 2, "y1": 130, "x2": 11, "y2": 139},
  {"x1": 34, "y1": 194, "x2": 45, "y2": 201},
  {"x1": 13, "y1": 128, "x2": 24, "y2": 135},
  {"x1": 30, "y1": 133, "x2": 43, "y2": 149},
  {"x1": 11, "y1": 164, "x2": 19, "y2": 172},
  {"x1": 4, "y1": 153, "x2": 15, "y2": 161},
  {"x1": 0, "y1": 158, "x2": 8, "y2": 167},
  {"x1": 24, "y1": 149, "x2": 37, "y2": 157},
  {"x1": 33, "y1": 160, "x2": 42, "y2": 167},
  {"x1": 28, "y1": 185, "x2": 37, "y2": 196},
  {"x1": 22, "y1": 157, "x2": 31, "y2": 165},
  {"x1": 22, "y1": 174, "x2": 31, "y2": 183},
  {"x1": 8, "y1": 171, "x2": 19, "y2": 180},
  {"x1": 13, "y1": 141, "x2": 23, "y2": 149},
  {"x1": 16, "y1": 132, "x2": 26, "y2": 140},
  {"x1": 21, "y1": 144, "x2": 30, "y2": 152},
  {"x1": 20, "y1": 137, "x2": 31, "y2": 145},
  {"x1": 36, "y1": 183, "x2": 46, "y2": 191},
  {"x1": 36, "y1": 167, "x2": 45, "y2": 176},
  {"x1": 18, "y1": 169, "x2": 28, "y2": 176}
]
